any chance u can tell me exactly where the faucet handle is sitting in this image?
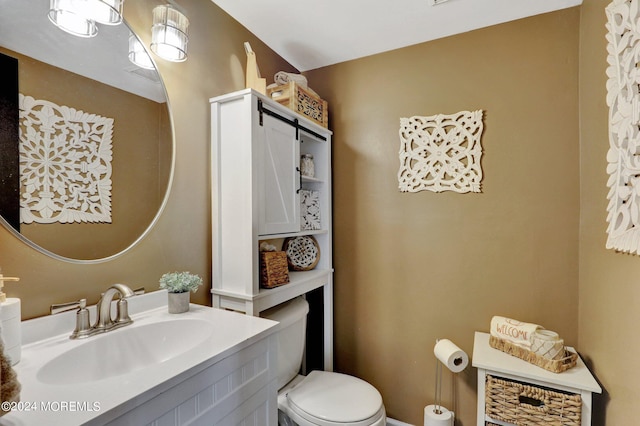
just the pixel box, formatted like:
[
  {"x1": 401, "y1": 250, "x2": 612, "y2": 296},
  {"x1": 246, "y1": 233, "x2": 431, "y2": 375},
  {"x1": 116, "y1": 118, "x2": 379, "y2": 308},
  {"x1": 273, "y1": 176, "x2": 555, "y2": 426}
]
[
  {"x1": 115, "y1": 298, "x2": 133, "y2": 325},
  {"x1": 70, "y1": 299, "x2": 92, "y2": 339},
  {"x1": 51, "y1": 298, "x2": 86, "y2": 315}
]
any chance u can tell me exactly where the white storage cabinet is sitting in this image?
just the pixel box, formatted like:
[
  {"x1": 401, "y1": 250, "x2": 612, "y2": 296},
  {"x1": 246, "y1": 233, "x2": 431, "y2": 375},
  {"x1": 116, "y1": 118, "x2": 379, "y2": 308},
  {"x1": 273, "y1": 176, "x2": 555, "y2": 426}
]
[{"x1": 210, "y1": 89, "x2": 333, "y2": 370}]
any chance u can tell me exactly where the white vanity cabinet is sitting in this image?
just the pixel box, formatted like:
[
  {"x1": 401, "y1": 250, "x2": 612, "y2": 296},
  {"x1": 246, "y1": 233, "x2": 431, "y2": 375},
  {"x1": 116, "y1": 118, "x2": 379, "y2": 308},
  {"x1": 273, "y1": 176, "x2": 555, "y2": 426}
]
[
  {"x1": 103, "y1": 334, "x2": 278, "y2": 426},
  {"x1": 210, "y1": 89, "x2": 333, "y2": 370},
  {"x1": 9, "y1": 295, "x2": 280, "y2": 426}
]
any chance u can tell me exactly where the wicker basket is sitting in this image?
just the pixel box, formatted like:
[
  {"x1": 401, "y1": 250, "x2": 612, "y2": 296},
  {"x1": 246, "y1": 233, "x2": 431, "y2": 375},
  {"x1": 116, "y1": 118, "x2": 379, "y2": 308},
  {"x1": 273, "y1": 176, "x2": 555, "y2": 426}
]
[
  {"x1": 267, "y1": 81, "x2": 329, "y2": 128},
  {"x1": 489, "y1": 335, "x2": 578, "y2": 373},
  {"x1": 485, "y1": 375, "x2": 582, "y2": 425},
  {"x1": 259, "y1": 251, "x2": 289, "y2": 288}
]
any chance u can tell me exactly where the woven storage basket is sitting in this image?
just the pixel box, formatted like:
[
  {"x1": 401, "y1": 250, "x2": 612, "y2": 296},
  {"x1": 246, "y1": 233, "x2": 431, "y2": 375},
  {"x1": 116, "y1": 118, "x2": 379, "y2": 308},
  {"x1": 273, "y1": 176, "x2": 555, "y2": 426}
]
[
  {"x1": 489, "y1": 335, "x2": 578, "y2": 373},
  {"x1": 259, "y1": 251, "x2": 289, "y2": 288},
  {"x1": 267, "y1": 81, "x2": 329, "y2": 128},
  {"x1": 485, "y1": 375, "x2": 582, "y2": 426}
]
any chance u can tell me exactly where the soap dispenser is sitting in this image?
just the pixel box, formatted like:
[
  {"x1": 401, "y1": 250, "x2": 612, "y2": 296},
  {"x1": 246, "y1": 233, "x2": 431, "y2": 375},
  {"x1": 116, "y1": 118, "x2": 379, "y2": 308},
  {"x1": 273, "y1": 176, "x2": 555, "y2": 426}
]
[{"x1": 0, "y1": 271, "x2": 21, "y2": 365}]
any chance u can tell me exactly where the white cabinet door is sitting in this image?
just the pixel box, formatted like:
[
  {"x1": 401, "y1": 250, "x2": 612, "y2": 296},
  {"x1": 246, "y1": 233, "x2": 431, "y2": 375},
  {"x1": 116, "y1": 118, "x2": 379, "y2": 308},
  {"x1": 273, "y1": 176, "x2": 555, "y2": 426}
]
[{"x1": 258, "y1": 114, "x2": 300, "y2": 235}]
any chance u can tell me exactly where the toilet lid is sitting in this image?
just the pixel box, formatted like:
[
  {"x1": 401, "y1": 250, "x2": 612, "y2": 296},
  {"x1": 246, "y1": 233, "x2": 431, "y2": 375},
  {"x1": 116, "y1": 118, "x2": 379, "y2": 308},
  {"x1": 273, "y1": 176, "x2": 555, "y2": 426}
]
[{"x1": 287, "y1": 371, "x2": 383, "y2": 424}]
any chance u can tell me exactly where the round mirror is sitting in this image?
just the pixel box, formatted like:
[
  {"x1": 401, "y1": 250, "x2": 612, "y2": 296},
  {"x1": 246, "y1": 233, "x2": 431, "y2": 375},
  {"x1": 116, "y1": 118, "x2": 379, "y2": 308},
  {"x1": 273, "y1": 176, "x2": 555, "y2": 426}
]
[{"x1": 0, "y1": 1, "x2": 173, "y2": 262}]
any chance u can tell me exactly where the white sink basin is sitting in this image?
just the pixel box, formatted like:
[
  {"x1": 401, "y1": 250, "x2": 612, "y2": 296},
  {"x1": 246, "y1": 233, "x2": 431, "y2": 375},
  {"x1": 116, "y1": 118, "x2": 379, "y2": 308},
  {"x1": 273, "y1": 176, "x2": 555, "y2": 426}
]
[{"x1": 37, "y1": 318, "x2": 213, "y2": 385}]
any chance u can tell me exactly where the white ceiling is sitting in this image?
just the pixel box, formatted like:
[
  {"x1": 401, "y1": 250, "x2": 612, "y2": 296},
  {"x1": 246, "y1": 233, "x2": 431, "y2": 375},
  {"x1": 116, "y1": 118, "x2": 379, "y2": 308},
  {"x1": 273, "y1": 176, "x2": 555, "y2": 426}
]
[{"x1": 212, "y1": 0, "x2": 583, "y2": 72}]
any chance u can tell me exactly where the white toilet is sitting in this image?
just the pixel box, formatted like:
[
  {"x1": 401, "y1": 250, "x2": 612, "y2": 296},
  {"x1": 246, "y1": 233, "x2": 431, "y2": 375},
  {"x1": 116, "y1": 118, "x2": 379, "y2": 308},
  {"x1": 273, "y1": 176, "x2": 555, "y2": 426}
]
[{"x1": 262, "y1": 297, "x2": 386, "y2": 426}]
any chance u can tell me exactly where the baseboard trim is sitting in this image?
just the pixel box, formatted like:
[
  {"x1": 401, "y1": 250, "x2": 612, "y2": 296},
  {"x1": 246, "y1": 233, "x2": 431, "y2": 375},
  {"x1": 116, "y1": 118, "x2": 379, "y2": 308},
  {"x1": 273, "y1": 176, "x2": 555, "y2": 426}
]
[{"x1": 386, "y1": 418, "x2": 414, "y2": 426}]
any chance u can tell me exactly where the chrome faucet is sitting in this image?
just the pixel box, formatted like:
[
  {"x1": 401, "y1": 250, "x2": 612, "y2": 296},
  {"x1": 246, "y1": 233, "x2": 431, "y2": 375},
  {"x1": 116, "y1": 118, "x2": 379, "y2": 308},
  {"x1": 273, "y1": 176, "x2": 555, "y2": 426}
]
[{"x1": 51, "y1": 284, "x2": 139, "y2": 339}]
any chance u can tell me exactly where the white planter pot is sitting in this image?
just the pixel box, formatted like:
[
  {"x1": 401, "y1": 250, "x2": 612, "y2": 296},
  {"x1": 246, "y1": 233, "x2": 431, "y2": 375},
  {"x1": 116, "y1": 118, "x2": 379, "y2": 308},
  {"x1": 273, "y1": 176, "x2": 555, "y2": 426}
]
[{"x1": 167, "y1": 291, "x2": 190, "y2": 314}]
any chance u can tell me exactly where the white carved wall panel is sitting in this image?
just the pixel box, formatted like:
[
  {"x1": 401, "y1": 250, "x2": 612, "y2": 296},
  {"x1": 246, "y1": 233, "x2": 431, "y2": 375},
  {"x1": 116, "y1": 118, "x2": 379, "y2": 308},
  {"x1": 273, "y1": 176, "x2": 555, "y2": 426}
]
[
  {"x1": 18, "y1": 94, "x2": 113, "y2": 224},
  {"x1": 604, "y1": 0, "x2": 640, "y2": 254},
  {"x1": 300, "y1": 189, "x2": 321, "y2": 230},
  {"x1": 398, "y1": 110, "x2": 484, "y2": 193}
]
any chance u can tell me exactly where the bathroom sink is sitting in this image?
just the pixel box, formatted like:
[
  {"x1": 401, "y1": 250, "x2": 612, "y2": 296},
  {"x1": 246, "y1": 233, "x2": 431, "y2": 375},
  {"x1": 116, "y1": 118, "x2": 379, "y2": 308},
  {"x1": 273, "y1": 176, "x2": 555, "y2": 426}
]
[{"x1": 37, "y1": 318, "x2": 213, "y2": 385}]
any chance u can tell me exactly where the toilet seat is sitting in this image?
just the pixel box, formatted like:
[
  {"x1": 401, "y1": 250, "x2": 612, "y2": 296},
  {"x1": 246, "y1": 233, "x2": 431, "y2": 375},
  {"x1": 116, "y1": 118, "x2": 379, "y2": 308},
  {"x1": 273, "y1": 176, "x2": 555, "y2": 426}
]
[{"x1": 286, "y1": 371, "x2": 385, "y2": 426}]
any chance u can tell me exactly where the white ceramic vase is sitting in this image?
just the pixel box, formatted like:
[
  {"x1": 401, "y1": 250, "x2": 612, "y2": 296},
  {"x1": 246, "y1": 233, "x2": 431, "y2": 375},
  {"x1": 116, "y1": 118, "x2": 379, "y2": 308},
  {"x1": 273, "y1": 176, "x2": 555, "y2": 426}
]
[{"x1": 168, "y1": 291, "x2": 190, "y2": 314}]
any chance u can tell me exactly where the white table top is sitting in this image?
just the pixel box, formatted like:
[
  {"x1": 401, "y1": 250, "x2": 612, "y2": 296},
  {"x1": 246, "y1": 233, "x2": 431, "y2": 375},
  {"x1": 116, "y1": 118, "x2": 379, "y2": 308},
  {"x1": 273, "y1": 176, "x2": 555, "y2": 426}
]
[{"x1": 472, "y1": 332, "x2": 601, "y2": 393}]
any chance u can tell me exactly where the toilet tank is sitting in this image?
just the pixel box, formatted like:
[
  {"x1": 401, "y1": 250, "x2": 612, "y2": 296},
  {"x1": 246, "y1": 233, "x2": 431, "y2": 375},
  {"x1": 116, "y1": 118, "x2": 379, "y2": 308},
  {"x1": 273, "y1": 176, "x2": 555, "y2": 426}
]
[{"x1": 261, "y1": 297, "x2": 309, "y2": 390}]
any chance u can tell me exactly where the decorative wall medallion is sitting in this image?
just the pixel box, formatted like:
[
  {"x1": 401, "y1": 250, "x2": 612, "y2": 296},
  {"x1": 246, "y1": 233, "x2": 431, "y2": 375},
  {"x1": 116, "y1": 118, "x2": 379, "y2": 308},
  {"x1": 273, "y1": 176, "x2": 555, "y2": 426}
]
[
  {"x1": 398, "y1": 110, "x2": 484, "y2": 194},
  {"x1": 605, "y1": 0, "x2": 640, "y2": 254},
  {"x1": 300, "y1": 189, "x2": 321, "y2": 230},
  {"x1": 283, "y1": 235, "x2": 320, "y2": 271},
  {"x1": 19, "y1": 94, "x2": 113, "y2": 224}
]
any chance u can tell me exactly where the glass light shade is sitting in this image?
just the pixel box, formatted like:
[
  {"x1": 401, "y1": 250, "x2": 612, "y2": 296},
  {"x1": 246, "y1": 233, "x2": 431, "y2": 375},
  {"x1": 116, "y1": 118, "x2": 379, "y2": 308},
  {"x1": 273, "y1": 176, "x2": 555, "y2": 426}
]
[
  {"x1": 128, "y1": 34, "x2": 155, "y2": 70},
  {"x1": 82, "y1": 0, "x2": 124, "y2": 25},
  {"x1": 48, "y1": 0, "x2": 98, "y2": 38},
  {"x1": 150, "y1": 5, "x2": 189, "y2": 62}
]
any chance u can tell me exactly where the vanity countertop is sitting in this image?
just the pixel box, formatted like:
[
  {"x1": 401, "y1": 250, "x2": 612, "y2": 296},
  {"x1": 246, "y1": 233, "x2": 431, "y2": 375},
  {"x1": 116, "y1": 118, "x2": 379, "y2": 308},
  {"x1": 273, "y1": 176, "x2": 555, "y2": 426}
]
[{"x1": 0, "y1": 291, "x2": 278, "y2": 426}]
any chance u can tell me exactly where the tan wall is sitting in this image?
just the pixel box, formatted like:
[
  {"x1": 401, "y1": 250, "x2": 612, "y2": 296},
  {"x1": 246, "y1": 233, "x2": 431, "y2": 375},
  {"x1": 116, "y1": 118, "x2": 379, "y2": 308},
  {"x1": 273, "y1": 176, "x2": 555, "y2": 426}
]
[
  {"x1": 0, "y1": 0, "x2": 296, "y2": 318},
  {"x1": 306, "y1": 8, "x2": 581, "y2": 425},
  {"x1": 5, "y1": 1, "x2": 637, "y2": 425},
  {"x1": 579, "y1": 0, "x2": 640, "y2": 424}
]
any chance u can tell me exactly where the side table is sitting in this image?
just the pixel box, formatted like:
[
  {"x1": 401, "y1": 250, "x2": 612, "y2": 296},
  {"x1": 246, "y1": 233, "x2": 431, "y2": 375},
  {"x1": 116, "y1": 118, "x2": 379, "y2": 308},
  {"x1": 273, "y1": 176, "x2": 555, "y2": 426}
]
[{"x1": 472, "y1": 331, "x2": 601, "y2": 426}]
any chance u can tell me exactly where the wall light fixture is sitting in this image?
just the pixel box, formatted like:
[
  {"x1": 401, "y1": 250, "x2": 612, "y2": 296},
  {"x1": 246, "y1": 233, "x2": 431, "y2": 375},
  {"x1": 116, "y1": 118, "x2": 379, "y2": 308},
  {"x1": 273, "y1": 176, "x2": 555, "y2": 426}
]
[
  {"x1": 84, "y1": 0, "x2": 124, "y2": 26},
  {"x1": 48, "y1": 1, "x2": 189, "y2": 68},
  {"x1": 150, "y1": 4, "x2": 189, "y2": 62},
  {"x1": 48, "y1": 0, "x2": 98, "y2": 38},
  {"x1": 48, "y1": 0, "x2": 124, "y2": 37},
  {"x1": 128, "y1": 34, "x2": 155, "y2": 70}
]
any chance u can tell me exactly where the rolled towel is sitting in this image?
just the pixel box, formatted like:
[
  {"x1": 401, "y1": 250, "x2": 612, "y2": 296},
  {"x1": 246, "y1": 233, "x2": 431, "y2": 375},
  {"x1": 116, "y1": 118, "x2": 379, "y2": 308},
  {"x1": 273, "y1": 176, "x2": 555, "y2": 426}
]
[
  {"x1": 530, "y1": 329, "x2": 565, "y2": 360},
  {"x1": 274, "y1": 71, "x2": 308, "y2": 88},
  {"x1": 490, "y1": 316, "x2": 543, "y2": 349}
]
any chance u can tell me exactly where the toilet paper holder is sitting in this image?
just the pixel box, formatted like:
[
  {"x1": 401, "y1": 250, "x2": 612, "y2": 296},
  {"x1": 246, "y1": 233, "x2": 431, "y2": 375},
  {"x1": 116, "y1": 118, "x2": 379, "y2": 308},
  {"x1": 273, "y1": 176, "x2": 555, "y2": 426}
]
[{"x1": 426, "y1": 339, "x2": 469, "y2": 426}]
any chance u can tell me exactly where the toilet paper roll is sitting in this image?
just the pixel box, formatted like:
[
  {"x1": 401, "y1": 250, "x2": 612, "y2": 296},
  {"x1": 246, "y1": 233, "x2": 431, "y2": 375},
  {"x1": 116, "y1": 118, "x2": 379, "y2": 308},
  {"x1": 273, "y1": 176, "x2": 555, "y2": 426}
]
[
  {"x1": 434, "y1": 339, "x2": 468, "y2": 373},
  {"x1": 424, "y1": 405, "x2": 454, "y2": 426}
]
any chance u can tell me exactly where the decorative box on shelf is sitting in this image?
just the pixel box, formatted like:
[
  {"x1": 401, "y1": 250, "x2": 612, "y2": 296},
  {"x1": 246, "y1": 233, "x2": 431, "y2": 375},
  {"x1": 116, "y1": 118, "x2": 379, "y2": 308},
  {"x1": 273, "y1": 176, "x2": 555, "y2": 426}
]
[
  {"x1": 267, "y1": 81, "x2": 328, "y2": 128},
  {"x1": 259, "y1": 251, "x2": 289, "y2": 289}
]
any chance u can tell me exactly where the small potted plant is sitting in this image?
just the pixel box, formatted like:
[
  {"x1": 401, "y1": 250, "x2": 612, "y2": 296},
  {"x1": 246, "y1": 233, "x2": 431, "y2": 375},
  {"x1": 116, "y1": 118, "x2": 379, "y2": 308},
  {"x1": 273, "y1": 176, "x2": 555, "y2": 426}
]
[{"x1": 159, "y1": 271, "x2": 203, "y2": 314}]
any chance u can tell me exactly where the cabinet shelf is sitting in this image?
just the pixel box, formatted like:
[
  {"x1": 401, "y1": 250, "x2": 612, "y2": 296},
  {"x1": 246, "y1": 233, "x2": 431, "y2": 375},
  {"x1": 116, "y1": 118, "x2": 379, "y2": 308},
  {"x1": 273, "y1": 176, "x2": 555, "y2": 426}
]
[
  {"x1": 302, "y1": 176, "x2": 323, "y2": 184},
  {"x1": 259, "y1": 229, "x2": 328, "y2": 240},
  {"x1": 211, "y1": 269, "x2": 332, "y2": 316},
  {"x1": 256, "y1": 269, "x2": 332, "y2": 313}
]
